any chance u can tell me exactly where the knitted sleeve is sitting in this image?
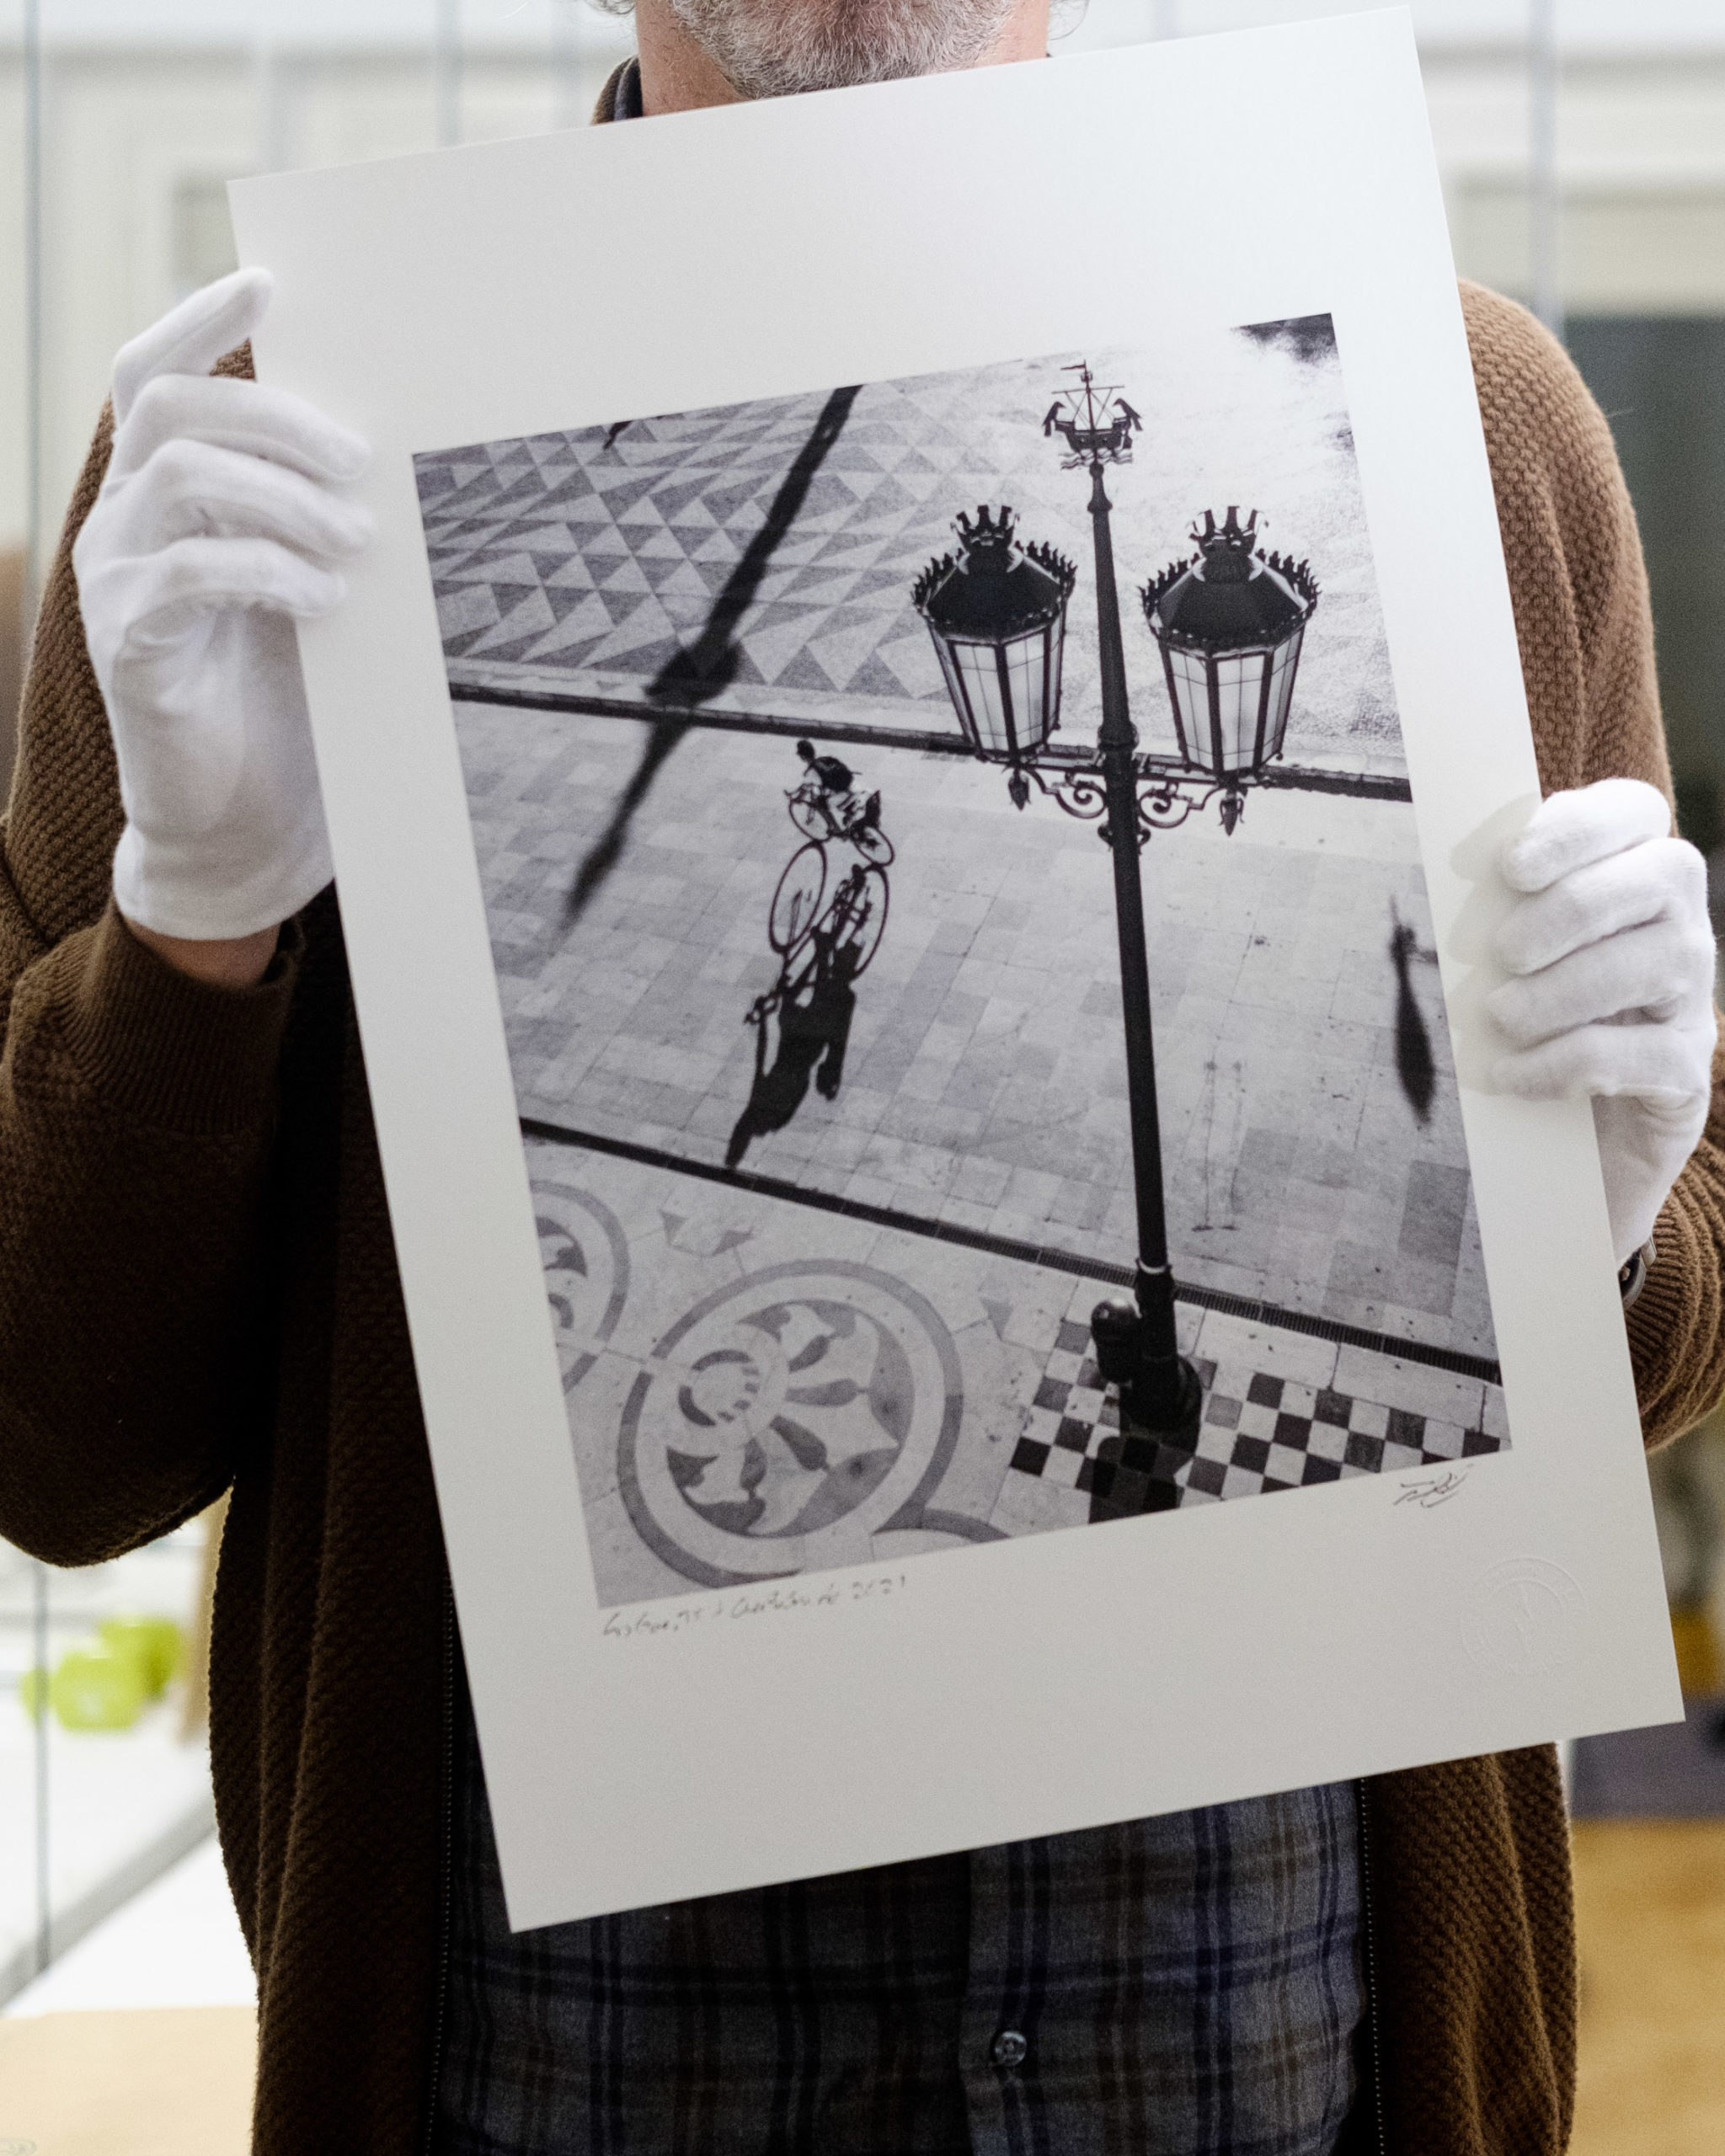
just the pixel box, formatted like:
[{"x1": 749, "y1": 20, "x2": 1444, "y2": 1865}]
[
  {"x1": 0, "y1": 350, "x2": 298, "y2": 1566},
  {"x1": 1462, "y1": 282, "x2": 1725, "y2": 1445}
]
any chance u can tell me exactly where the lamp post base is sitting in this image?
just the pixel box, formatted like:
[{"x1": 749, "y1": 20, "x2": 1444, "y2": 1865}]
[
  {"x1": 1089, "y1": 1296, "x2": 1204, "y2": 1445},
  {"x1": 1122, "y1": 1352, "x2": 1204, "y2": 1446}
]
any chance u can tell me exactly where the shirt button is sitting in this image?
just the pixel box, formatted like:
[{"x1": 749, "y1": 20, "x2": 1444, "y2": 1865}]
[{"x1": 991, "y1": 2029, "x2": 1028, "y2": 2070}]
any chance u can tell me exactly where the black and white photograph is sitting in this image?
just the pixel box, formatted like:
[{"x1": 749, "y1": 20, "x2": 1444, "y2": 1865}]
[
  {"x1": 229, "y1": 14, "x2": 1677, "y2": 1924},
  {"x1": 414, "y1": 315, "x2": 1509, "y2": 1610}
]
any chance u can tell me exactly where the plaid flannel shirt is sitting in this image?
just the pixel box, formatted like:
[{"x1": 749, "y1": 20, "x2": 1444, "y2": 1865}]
[{"x1": 433, "y1": 1684, "x2": 1362, "y2": 2155}]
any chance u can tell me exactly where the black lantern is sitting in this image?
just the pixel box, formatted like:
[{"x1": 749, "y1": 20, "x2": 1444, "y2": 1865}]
[
  {"x1": 1141, "y1": 508, "x2": 1319, "y2": 821},
  {"x1": 914, "y1": 507, "x2": 1076, "y2": 806}
]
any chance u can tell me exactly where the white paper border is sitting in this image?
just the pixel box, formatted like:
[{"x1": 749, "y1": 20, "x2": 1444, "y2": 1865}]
[{"x1": 232, "y1": 10, "x2": 1679, "y2": 1929}]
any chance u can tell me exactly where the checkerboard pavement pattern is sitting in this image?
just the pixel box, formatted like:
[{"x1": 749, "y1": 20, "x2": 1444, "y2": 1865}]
[{"x1": 1007, "y1": 1319, "x2": 1505, "y2": 1526}]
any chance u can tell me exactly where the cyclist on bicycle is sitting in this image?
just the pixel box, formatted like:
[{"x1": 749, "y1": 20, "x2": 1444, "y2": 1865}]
[{"x1": 794, "y1": 738, "x2": 880, "y2": 842}]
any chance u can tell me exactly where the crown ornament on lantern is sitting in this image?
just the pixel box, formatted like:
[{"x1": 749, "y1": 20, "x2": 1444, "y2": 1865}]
[
  {"x1": 1192, "y1": 506, "x2": 1260, "y2": 583},
  {"x1": 912, "y1": 505, "x2": 1076, "y2": 611},
  {"x1": 1141, "y1": 507, "x2": 1320, "y2": 613},
  {"x1": 955, "y1": 503, "x2": 1018, "y2": 558}
]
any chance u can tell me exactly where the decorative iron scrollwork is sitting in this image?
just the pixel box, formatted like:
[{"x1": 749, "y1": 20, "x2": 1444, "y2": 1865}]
[
  {"x1": 1018, "y1": 762, "x2": 1109, "y2": 824},
  {"x1": 1130, "y1": 767, "x2": 1250, "y2": 842},
  {"x1": 1009, "y1": 756, "x2": 1249, "y2": 847}
]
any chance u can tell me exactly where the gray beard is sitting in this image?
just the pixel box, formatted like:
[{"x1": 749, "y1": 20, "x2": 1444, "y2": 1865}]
[{"x1": 664, "y1": 0, "x2": 1023, "y2": 99}]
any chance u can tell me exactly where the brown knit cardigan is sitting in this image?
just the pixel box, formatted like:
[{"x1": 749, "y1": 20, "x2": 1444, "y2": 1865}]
[{"x1": 1, "y1": 284, "x2": 1720, "y2": 2154}]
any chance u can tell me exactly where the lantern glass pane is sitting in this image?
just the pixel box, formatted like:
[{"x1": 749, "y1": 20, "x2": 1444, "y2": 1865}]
[
  {"x1": 1008, "y1": 624, "x2": 1057, "y2": 755},
  {"x1": 931, "y1": 637, "x2": 968, "y2": 739},
  {"x1": 944, "y1": 626, "x2": 1055, "y2": 760},
  {"x1": 948, "y1": 638, "x2": 1007, "y2": 755},
  {"x1": 1263, "y1": 627, "x2": 1303, "y2": 760},
  {"x1": 1167, "y1": 647, "x2": 1209, "y2": 769},
  {"x1": 1006, "y1": 638, "x2": 1037, "y2": 754},
  {"x1": 1215, "y1": 651, "x2": 1269, "y2": 774}
]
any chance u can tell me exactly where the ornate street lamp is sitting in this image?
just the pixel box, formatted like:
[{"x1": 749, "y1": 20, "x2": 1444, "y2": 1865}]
[
  {"x1": 913, "y1": 366, "x2": 1327, "y2": 1471},
  {"x1": 912, "y1": 508, "x2": 1076, "y2": 809},
  {"x1": 914, "y1": 361, "x2": 1205, "y2": 1452},
  {"x1": 1142, "y1": 508, "x2": 1319, "y2": 834}
]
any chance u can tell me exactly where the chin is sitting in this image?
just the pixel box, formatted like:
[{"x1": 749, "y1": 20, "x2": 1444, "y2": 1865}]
[{"x1": 665, "y1": 0, "x2": 1023, "y2": 99}]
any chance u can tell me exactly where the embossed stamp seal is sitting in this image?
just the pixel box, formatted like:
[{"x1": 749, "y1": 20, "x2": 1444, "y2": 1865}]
[{"x1": 1463, "y1": 1557, "x2": 1586, "y2": 1677}]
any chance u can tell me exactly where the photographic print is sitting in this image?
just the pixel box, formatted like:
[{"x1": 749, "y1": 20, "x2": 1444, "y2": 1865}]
[
  {"x1": 415, "y1": 317, "x2": 1508, "y2": 1610},
  {"x1": 236, "y1": 17, "x2": 1680, "y2": 1920}
]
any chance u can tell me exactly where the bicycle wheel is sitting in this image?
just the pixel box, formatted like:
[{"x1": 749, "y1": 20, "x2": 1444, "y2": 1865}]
[
  {"x1": 852, "y1": 821, "x2": 895, "y2": 868},
  {"x1": 769, "y1": 842, "x2": 827, "y2": 955},
  {"x1": 827, "y1": 865, "x2": 890, "y2": 977},
  {"x1": 788, "y1": 792, "x2": 828, "y2": 842}
]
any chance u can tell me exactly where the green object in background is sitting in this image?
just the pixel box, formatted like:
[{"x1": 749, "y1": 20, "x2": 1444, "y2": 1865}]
[
  {"x1": 99, "y1": 1613, "x2": 184, "y2": 1697},
  {"x1": 11, "y1": 1616, "x2": 184, "y2": 1730},
  {"x1": 47, "y1": 1642, "x2": 147, "y2": 1731},
  {"x1": 19, "y1": 1664, "x2": 47, "y2": 1722}
]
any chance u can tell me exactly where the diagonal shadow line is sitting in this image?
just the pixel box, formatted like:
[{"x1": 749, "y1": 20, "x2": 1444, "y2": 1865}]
[
  {"x1": 563, "y1": 383, "x2": 862, "y2": 926},
  {"x1": 563, "y1": 718, "x2": 689, "y2": 922},
  {"x1": 646, "y1": 382, "x2": 862, "y2": 706}
]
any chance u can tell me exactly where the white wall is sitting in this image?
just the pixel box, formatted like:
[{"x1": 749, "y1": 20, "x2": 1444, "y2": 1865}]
[
  {"x1": 0, "y1": 16, "x2": 635, "y2": 561},
  {"x1": 0, "y1": 4, "x2": 1722, "y2": 559},
  {"x1": 29, "y1": 1, "x2": 1725, "y2": 52}
]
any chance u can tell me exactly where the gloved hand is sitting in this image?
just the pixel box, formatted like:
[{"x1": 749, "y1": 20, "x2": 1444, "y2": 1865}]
[
  {"x1": 72, "y1": 267, "x2": 371, "y2": 942},
  {"x1": 1490, "y1": 777, "x2": 1717, "y2": 1269}
]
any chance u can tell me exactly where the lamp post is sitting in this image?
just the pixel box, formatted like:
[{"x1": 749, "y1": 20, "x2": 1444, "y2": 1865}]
[
  {"x1": 1040, "y1": 365, "x2": 1201, "y2": 1436},
  {"x1": 914, "y1": 366, "x2": 1321, "y2": 1451},
  {"x1": 917, "y1": 364, "x2": 1199, "y2": 1434}
]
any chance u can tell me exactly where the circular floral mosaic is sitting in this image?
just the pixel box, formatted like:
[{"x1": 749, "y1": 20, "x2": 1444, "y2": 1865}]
[
  {"x1": 532, "y1": 1180, "x2": 631, "y2": 1393},
  {"x1": 619, "y1": 1260, "x2": 964, "y2": 1588}
]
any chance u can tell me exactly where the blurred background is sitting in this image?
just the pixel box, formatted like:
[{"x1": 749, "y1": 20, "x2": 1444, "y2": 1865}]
[{"x1": 1, "y1": 3, "x2": 1722, "y2": 2151}]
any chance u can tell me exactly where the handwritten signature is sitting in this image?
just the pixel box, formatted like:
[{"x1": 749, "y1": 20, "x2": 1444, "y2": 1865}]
[
  {"x1": 1395, "y1": 1468, "x2": 1470, "y2": 1511},
  {"x1": 603, "y1": 1572, "x2": 911, "y2": 1641}
]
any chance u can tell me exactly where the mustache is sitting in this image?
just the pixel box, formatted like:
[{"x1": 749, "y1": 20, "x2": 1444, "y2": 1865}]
[{"x1": 664, "y1": 0, "x2": 1023, "y2": 99}]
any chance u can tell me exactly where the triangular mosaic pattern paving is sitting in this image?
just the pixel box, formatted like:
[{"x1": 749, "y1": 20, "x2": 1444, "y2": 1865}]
[
  {"x1": 418, "y1": 370, "x2": 1136, "y2": 742},
  {"x1": 419, "y1": 329, "x2": 1411, "y2": 773}
]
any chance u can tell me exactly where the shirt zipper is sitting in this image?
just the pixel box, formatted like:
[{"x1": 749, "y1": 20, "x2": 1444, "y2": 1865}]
[
  {"x1": 1355, "y1": 1779, "x2": 1388, "y2": 2156},
  {"x1": 421, "y1": 1586, "x2": 457, "y2": 2156}
]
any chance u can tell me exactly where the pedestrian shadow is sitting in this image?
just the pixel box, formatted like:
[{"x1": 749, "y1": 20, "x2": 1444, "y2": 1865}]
[{"x1": 1390, "y1": 900, "x2": 1439, "y2": 1124}]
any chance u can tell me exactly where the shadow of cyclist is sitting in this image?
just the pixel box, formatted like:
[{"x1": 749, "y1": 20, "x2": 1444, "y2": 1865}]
[{"x1": 726, "y1": 930, "x2": 865, "y2": 1170}]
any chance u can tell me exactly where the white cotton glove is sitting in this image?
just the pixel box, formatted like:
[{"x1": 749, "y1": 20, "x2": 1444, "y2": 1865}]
[
  {"x1": 72, "y1": 267, "x2": 372, "y2": 942},
  {"x1": 1490, "y1": 777, "x2": 1717, "y2": 1270}
]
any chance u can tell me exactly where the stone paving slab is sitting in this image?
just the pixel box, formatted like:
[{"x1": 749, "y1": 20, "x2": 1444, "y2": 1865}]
[{"x1": 472, "y1": 704, "x2": 1494, "y2": 1360}]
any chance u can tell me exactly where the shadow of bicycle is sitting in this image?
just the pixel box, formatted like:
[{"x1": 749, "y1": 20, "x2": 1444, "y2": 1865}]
[{"x1": 726, "y1": 825, "x2": 892, "y2": 1170}]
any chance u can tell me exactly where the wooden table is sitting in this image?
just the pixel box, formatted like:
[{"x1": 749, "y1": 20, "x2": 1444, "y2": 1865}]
[
  {"x1": 1573, "y1": 1819, "x2": 1725, "y2": 2156},
  {"x1": 0, "y1": 2008, "x2": 254, "y2": 2153}
]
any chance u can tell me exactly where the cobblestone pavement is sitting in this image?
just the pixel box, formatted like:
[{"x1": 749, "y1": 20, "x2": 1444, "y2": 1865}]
[
  {"x1": 473, "y1": 705, "x2": 1493, "y2": 1363},
  {"x1": 532, "y1": 1143, "x2": 1504, "y2": 1609}
]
